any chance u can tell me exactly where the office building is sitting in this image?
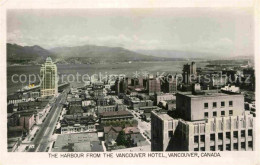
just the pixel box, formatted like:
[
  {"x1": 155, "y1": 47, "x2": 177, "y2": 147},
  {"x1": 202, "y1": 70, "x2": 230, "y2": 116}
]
[
  {"x1": 40, "y1": 57, "x2": 58, "y2": 97},
  {"x1": 182, "y1": 61, "x2": 197, "y2": 84},
  {"x1": 147, "y1": 78, "x2": 161, "y2": 95}
]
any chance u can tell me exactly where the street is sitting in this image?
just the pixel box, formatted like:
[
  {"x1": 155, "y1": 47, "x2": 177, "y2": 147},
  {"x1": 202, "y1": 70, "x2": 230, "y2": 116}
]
[{"x1": 29, "y1": 90, "x2": 68, "y2": 152}]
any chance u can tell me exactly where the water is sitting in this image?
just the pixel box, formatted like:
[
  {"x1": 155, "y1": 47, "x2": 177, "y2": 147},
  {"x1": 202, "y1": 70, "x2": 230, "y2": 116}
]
[{"x1": 7, "y1": 61, "x2": 208, "y2": 94}]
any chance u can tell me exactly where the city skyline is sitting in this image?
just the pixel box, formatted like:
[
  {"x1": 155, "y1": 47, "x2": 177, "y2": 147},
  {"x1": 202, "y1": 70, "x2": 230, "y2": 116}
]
[{"x1": 7, "y1": 8, "x2": 254, "y2": 57}]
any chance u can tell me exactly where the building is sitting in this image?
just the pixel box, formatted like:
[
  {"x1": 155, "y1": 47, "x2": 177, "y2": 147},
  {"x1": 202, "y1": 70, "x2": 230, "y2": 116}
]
[
  {"x1": 129, "y1": 99, "x2": 153, "y2": 110},
  {"x1": 182, "y1": 61, "x2": 197, "y2": 84},
  {"x1": 104, "y1": 126, "x2": 123, "y2": 150},
  {"x1": 161, "y1": 74, "x2": 178, "y2": 93},
  {"x1": 60, "y1": 115, "x2": 97, "y2": 134},
  {"x1": 52, "y1": 133, "x2": 104, "y2": 152},
  {"x1": 100, "y1": 111, "x2": 134, "y2": 122},
  {"x1": 40, "y1": 57, "x2": 58, "y2": 97},
  {"x1": 7, "y1": 94, "x2": 23, "y2": 105},
  {"x1": 155, "y1": 93, "x2": 175, "y2": 105},
  {"x1": 131, "y1": 77, "x2": 144, "y2": 88},
  {"x1": 93, "y1": 82, "x2": 105, "y2": 97},
  {"x1": 97, "y1": 104, "x2": 126, "y2": 114},
  {"x1": 147, "y1": 78, "x2": 161, "y2": 95},
  {"x1": 115, "y1": 77, "x2": 127, "y2": 95},
  {"x1": 158, "y1": 100, "x2": 176, "y2": 111},
  {"x1": 19, "y1": 113, "x2": 35, "y2": 132},
  {"x1": 151, "y1": 87, "x2": 255, "y2": 151}
]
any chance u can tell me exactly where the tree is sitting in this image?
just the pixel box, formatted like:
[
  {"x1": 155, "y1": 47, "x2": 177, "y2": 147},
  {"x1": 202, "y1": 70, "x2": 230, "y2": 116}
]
[{"x1": 116, "y1": 131, "x2": 129, "y2": 146}]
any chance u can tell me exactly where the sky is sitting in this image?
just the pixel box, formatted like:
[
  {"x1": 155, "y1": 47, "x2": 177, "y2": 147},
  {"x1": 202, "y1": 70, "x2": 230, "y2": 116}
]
[{"x1": 7, "y1": 8, "x2": 254, "y2": 56}]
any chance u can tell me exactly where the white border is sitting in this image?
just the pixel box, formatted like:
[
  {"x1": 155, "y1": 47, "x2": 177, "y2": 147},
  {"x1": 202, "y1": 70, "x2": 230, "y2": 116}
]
[{"x1": 0, "y1": 0, "x2": 259, "y2": 165}]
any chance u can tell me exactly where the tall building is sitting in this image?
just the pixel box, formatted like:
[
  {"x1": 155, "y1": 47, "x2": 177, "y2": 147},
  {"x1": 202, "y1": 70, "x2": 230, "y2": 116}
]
[
  {"x1": 40, "y1": 57, "x2": 58, "y2": 97},
  {"x1": 147, "y1": 78, "x2": 161, "y2": 95},
  {"x1": 151, "y1": 85, "x2": 255, "y2": 151},
  {"x1": 161, "y1": 74, "x2": 177, "y2": 93},
  {"x1": 115, "y1": 77, "x2": 127, "y2": 95},
  {"x1": 182, "y1": 61, "x2": 197, "y2": 84}
]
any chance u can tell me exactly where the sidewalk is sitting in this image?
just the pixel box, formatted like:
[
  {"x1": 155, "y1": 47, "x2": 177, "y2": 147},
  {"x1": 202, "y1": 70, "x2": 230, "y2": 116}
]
[{"x1": 22, "y1": 125, "x2": 40, "y2": 143}]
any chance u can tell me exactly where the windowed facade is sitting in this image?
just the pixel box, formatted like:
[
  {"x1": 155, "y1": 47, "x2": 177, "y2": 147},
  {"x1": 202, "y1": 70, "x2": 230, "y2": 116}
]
[
  {"x1": 210, "y1": 134, "x2": 215, "y2": 141},
  {"x1": 204, "y1": 103, "x2": 208, "y2": 109},
  {"x1": 248, "y1": 129, "x2": 252, "y2": 136},
  {"x1": 218, "y1": 145, "x2": 223, "y2": 151},
  {"x1": 221, "y1": 101, "x2": 225, "y2": 107},
  {"x1": 204, "y1": 112, "x2": 208, "y2": 118},
  {"x1": 233, "y1": 131, "x2": 238, "y2": 138},
  {"x1": 241, "y1": 130, "x2": 245, "y2": 137},
  {"x1": 226, "y1": 144, "x2": 231, "y2": 151},
  {"x1": 229, "y1": 101, "x2": 233, "y2": 107},
  {"x1": 218, "y1": 133, "x2": 223, "y2": 140},
  {"x1": 248, "y1": 141, "x2": 253, "y2": 148},
  {"x1": 221, "y1": 111, "x2": 225, "y2": 116},
  {"x1": 233, "y1": 143, "x2": 238, "y2": 150},
  {"x1": 194, "y1": 136, "x2": 199, "y2": 143},
  {"x1": 213, "y1": 102, "x2": 217, "y2": 108},
  {"x1": 213, "y1": 111, "x2": 217, "y2": 117},
  {"x1": 229, "y1": 110, "x2": 233, "y2": 115},
  {"x1": 200, "y1": 135, "x2": 205, "y2": 142},
  {"x1": 226, "y1": 132, "x2": 231, "y2": 139},
  {"x1": 241, "y1": 142, "x2": 246, "y2": 150}
]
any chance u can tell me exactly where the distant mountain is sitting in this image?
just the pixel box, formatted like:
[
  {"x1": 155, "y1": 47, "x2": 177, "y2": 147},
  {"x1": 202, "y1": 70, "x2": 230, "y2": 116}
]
[
  {"x1": 135, "y1": 49, "x2": 222, "y2": 59},
  {"x1": 49, "y1": 45, "x2": 178, "y2": 64},
  {"x1": 7, "y1": 43, "x2": 186, "y2": 65},
  {"x1": 7, "y1": 43, "x2": 55, "y2": 64}
]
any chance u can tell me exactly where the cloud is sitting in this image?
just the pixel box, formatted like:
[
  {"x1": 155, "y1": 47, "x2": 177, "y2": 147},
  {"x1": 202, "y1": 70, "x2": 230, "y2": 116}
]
[{"x1": 7, "y1": 31, "x2": 237, "y2": 55}]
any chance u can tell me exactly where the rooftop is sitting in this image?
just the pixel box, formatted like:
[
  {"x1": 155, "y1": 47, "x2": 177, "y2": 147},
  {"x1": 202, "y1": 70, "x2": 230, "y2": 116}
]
[
  {"x1": 100, "y1": 110, "x2": 133, "y2": 117},
  {"x1": 153, "y1": 111, "x2": 173, "y2": 121},
  {"x1": 52, "y1": 133, "x2": 103, "y2": 152},
  {"x1": 177, "y1": 90, "x2": 242, "y2": 98}
]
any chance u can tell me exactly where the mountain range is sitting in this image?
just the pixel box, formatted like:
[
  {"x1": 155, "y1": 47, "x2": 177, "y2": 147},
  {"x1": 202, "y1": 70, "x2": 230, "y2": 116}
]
[
  {"x1": 7, "y1": 43, "x2": 253, "y2": 65},
  {"x1": 7, "y1": 43, "x2": 184, "y2": 65}
]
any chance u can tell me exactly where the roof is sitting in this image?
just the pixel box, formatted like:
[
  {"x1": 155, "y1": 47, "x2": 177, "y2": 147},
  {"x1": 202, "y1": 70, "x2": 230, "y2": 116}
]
[
  {"x1": 177, "y1": 90, "x2": 242, "y2": 98},
  {"x1": 153, "y1": 111, "x2": 173, "y2": 121},
  {"x1": 8, "y1": 94, "x2": 22, "y2": 100},
  {"x1": 104, "y1": 126, "x2": 122, "y2": 133},
  {"x1": 52, "y1": 133, "x2": 102, "y2": 152},
  {"x1": 100, "y1": 110, "x2": 133, "y2": 117},
  {"x1": 46, "y1": 56, "x2": 53, "y2": 62},
  {"x1": 61, "y1": 115, "x2": 96, "y2": 126},
  {"x1": 123, "y1": 127, "x2": 140, "y2": 134}
]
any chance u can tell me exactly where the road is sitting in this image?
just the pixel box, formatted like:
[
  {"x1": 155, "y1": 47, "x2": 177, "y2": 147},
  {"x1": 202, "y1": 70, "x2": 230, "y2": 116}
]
[{"x1": 29, "y1": 90, "x2": 68, "y2": 152}]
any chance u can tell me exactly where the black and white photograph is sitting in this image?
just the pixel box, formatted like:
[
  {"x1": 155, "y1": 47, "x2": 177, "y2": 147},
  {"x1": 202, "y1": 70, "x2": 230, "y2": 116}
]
[{"x1": 0, "y1": 0, "x2": 259, "y2": 165}]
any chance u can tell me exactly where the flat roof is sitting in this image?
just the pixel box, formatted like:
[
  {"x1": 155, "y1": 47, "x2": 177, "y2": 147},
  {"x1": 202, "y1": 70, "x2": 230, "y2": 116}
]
[
  {"x1": 154, "y1": 112, "x2": 173, "y2": 120},
  {"x1": 177, "y1": 90, "x2": 242, "y2": 98},
  {"x1": 53, "y1": 133, "x2": 103, "y2": 152}
]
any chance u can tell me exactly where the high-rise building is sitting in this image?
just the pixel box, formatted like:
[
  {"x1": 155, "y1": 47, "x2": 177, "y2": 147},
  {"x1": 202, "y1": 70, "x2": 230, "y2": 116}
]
[
  {"x1": 182, "y1": 61, "x2": 197, "y2": 84},
  {"x1": 40, "y1": 57, "x2": 58, "y2": 97},
  {"x1": 161, "y1": 74, "x2": 177, "y2": 93},
  {"x1": 147, "y1": 78, "x2": 161, "y2": 95},
  {"x1": 151, "y1": 85, "x2": 255, "y2": 151},
  {"x1": 115, "y1": 77, "x2": 127, "y2": 95}
]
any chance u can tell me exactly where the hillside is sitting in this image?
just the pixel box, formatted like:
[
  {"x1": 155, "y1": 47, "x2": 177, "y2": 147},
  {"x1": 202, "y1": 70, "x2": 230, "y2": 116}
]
[
  {"x1": 7, "y1": 43, "x2": 55, "y2": 64},
  {"x1": 7, "y1": 43, "x2": 184, "y2": 65},
  {"x1": 49, "y1": 45, "x2": 169, "y2": 64}
]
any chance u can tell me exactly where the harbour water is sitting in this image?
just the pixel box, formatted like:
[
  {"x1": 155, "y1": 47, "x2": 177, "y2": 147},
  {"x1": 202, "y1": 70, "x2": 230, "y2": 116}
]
[{"x1": 7, "y1": 61, "x2": 208, "y2": 94}]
